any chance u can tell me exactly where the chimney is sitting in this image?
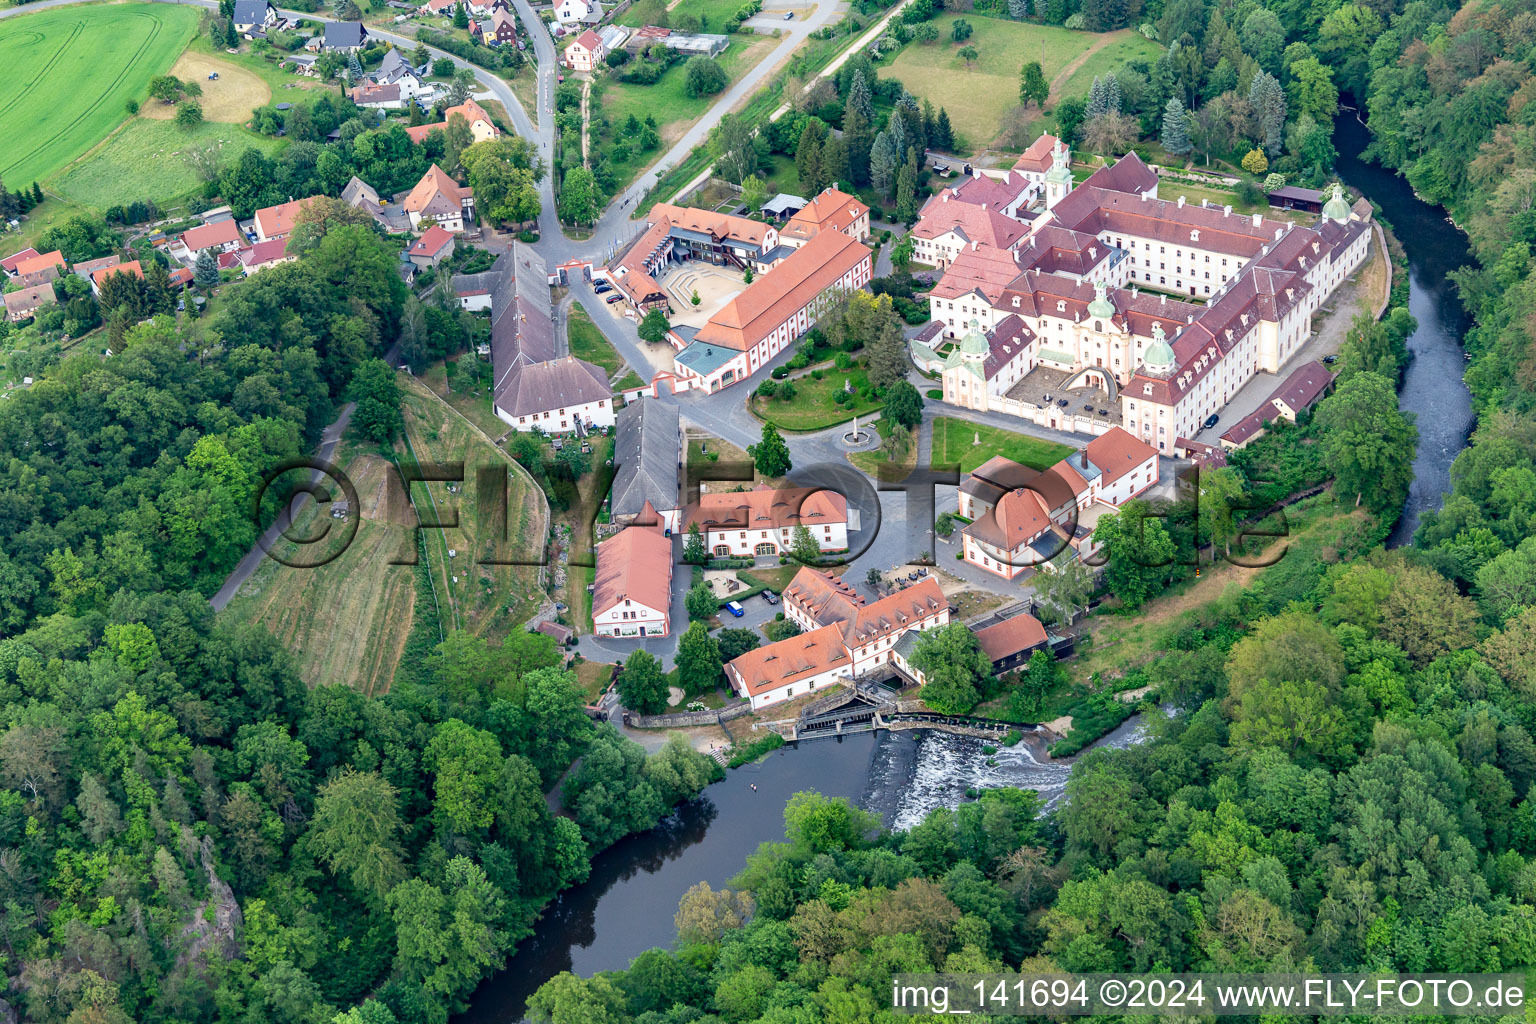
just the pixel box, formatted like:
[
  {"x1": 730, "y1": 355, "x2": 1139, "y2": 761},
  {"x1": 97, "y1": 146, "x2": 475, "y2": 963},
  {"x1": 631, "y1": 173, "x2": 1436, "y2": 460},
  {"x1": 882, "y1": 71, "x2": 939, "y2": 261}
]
[
  {"x1": 1223, "y1": 205, "x2": 1232, "y2": 216},
  {"x1": 1274, "y1": 227, "x2": 1283, "y2": 240},
  {"x1": 1141, "y1": 192, "x2": 1148, "y2": 202},
  {"x1": 1251, "y1": 212, "x2": 1263, "y2": 227},
  {"x1": 1177, "y1": 196, "x2": 1186, "y2": 208},
  {"x1": 1078, "y1": 447, "x2": 1090, "y2": 469},
  {"x1": 1160, "y1": 293, "x2": 1166, "y2": 306}
]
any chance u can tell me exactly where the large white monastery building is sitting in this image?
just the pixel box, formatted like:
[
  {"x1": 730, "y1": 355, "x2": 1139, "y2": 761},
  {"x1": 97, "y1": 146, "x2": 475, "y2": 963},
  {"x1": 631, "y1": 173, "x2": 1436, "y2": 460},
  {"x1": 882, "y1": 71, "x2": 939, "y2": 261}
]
[{"x1": 912, "y1": 139, "x2": 1373, "y2": 454}]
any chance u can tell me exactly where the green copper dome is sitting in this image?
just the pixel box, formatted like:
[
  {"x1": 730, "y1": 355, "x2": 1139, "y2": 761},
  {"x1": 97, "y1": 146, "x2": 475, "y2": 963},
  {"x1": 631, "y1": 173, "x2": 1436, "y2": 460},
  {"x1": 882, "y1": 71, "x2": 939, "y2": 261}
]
[
  {"x1": 958, "y1": 319, "x2": 988, "y2": 358},
  {"x1": 1087, "y1": 282, "x2": 1115, "y2": 319},
  {"x1": 1045, "y1": 139, "x2": 1073, "y2": 184},
  {"x1": 1322, "y1": 182, "x2": 1351, "y2": 223},
  {"x1": 1143, "y1": 322, "x2": 1176, "y2": 375}
]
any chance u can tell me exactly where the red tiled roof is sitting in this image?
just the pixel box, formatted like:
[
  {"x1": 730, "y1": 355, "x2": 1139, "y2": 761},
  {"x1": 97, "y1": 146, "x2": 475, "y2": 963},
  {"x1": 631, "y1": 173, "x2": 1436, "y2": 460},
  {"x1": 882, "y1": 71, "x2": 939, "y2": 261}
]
[
  {"x1": 727, "y1": 623, "x2": 849, "y2": 697},
  {"x1": 928, "y1": 243, "x2": 1020, "y2": 303},
  {"x1": 593, "y1": 519, "x2": 672, "y2": 618},
  {"x1": 1013, "y1": 134, "x2": 1058, "y2": 173},
  {"x1": 975, "y1": 613, "x2": 1048, "y2": 663},
  {"x1": 92, "y1": 260, "x2": 142, "y2": 287},
  {"x1": 686, "y1": 484, "x2": 848, "y2": 532},
  {"x1": 913, "y1": 198, "x2": 1029, "y2": 250},
  {"x1": 409, "y1": 224, "x2": 455, "y2": 258},
  {"x1": 14, "y1": 250, "x2": 65, "y2": 277},
  {"x1": 965, "y1": 487, "x2": 1054, "y2": 551},
  {"x1": 1085, "y1": 426, "x2": 1158, "y2": 488},
  {"x1": 783, "y1": 188, "x2": 868, "y2": 241},
  {"x1": 1, "y1": 248, "x2": 39, "y2": 274},
  {"x1": 254, "y1": 197, "x2": 316, "y2": 240},
  {"x1": 694, "y1": 229, "x2": 869, "y2": 352},
  {"x1": 180, "y1": 219, "x2": 241, "y2": 252}
]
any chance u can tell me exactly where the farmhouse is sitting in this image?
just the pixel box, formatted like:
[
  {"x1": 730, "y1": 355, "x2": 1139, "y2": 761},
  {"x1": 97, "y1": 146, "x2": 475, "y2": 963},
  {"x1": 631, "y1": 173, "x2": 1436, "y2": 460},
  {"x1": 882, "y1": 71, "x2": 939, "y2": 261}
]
[
  {"x1": 13, "y1": 250, "x2": 66, "y2": 278},
  {"x1": 450, "y1": 249, "x2": 508, "y2": 311},
  {"x1": 592, "y1": 507, "x2": 674, "y2": 639},
  {"x1": 15, "y1": 266, "x2": 59, "y2": 290},
  {"x1": 71, "y1": 255, "x2": 121, "y2": 280},
  {"x1": 4, "y1": 283, "x2": 55, "y2": 322},
  {"x1": 349, "y1": 82, "x2": 403, "y2": 109},
  {"x1": 684, "y1": 485, "x2": 848, "y2": 558},
  {"x1": 726, "y1": 569, "x2": 949, "y2": 710},
  {"x1": 1, "y1": 248, "x2": 40, "y2": 276},
  {"x1": 403, "y1": 164, "x2": 474, "y2": 232},
  {"x1": 610, "y1": 399, "x2": 682, "y2": 531},
  {"x1": 405, "y1": 99, "x2": 501, "y2": 144},
  {"x1": 406, "y1": 225, "x2": 456, "y2": 268},
  {"x1": 974, "y1": 612, "x2": 1050, "y2": 674},
  {"x1": 90, "y1": 260, "x2": 143, "y2": 297},
  {"x1": 477, "y1": 9, "x2": 520, "y2": 44}
]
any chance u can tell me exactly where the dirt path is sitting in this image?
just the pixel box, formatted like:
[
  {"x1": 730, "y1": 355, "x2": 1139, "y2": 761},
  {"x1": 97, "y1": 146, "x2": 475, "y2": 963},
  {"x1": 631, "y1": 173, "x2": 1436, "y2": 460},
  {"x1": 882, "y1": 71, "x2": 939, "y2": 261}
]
[{"x1": 580, "y1": 78, "x2": 591, "y2": 169}]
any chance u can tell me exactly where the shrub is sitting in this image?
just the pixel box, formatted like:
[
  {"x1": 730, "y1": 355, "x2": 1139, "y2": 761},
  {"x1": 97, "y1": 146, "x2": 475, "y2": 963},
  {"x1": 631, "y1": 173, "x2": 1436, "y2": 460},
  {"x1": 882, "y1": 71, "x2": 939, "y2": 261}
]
[
  {"x1": 927, "y1": 388, "x2": 943, "y2": 399},
  {"x1": 1002, "y1": 729, "x2": 1023, "y2": 746},
  {"x1": 726, "y1": 731, "x2": 784, "y2": 768}
]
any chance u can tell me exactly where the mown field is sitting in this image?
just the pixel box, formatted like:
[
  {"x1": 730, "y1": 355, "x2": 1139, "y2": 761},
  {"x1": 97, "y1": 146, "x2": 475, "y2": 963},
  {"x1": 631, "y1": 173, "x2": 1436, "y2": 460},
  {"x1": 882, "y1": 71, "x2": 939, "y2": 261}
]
[
  {"x1": 931, "y1": 416, "x2": 1074, "y2": 472},
  {"x1": 885, "y1": 17, "x2": 1159, "y2": 153},
  {"x1": 0, "y1": 4, "x2": 200, "y2": 186},
  {"x1": 50, "y1": 117, "x2": 285, "y2": 208},
  {"x1": 398, "y1": 376, "x2": 547, "y2": 640},
  {"x1": 220, "y1": 450, "x2": 419, "y2": 696}
]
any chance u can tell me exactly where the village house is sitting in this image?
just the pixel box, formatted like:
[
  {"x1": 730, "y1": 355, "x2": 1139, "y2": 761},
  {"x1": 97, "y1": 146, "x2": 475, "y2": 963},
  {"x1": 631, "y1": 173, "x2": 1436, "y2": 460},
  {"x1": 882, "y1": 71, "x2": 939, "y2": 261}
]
[
  {"x1": 4, "y1": 283, "x2": 56, "y2": 322},
  {"x1": 406, "y1": 225, "x2": 456, "y2": 268},
  {"x1": 179, "y1": 219, "x2": 243, "y2": 258},
  {"x1": 253, "y1": 197, "x2": 316, "y2": 243},
  {"x1": 1, "y1": 248, "x2": 40, "y2": 276},
  {"x1": 683, "y1": 484, "x2": 849, "y2": 558},
  {"x1": 403, "y1": 164, "x2": 475, "y2": 232},
  {"x1": 450, "y1": 249, "x2": 508, "y2": 311},
  {"x1": 232, "y1": 239, "x2": 296, "y2": 275},
  {"x1": 554, "y1": 0, "x2": 602, "y2": 24},
  {"x1": 592, "y1": 504, "x2": 674, "y2": 639},
  {"x1": 779, "y1": 188, "x2": 871, "y2": 247},
  {"x1": 564, "y1": 29, "x2": 606, "y2": 71},
  {"x1": 232, "y1": 0, "x2": 278, "y2": 36},
  {"x1": 312, "y1": 22, "x2": 368, "y2": 51},
  {"x1": 405, "y1": 98, "x2": 501, "y2": 144},
  {"x1": 70, "y1": 255, "x2": 121, "y2": 281},
  {"x1": 13, "y1": 250, "x2": 66, "y2": 278},
  {"x1": 90, "y1": 260, "x2": 143, "y2": 297},
  {"x1": 349, "y1": 82, "x2": 404, "y2": 109},
  {"x1": 725, "y1": 569, "x2": 949, "y2": 709}
]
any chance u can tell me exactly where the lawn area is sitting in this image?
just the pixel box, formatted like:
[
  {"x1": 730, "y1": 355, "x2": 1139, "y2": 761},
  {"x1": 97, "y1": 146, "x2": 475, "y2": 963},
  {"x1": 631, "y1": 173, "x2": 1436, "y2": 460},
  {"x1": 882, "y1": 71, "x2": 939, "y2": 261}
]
[
  {"x1": 595, "y1": 35, "x2": 775, "y2": 190},
  {"x1": 0, "y1": 3, "x2": 201, "y2": 186},
  {"x1": 931, "y1": 416, "x2": 1074, "y2": 473},
  {"x1": 49, "y1": 118, "x2": 287, "y2": 208},
  {"x1": 398, "y1": 376, "x2": 547, "y2": 640},
  {"x1": 220, "y1": 446, "x2": 418, "y2": 695},
  {"x1": 885, "y1": 16, "x2": 1093, "y2": 151},
  {"x1": 1052, "y1": 29, "x2": 1162, "y2": 103},
  {"x1": 567, "y1": 302, "x2": 623, "y2": 377},
  {"x1": 749, "y1": 367, "x2": 882, "y2": 432},
  {"x1": 183, "y1": 32, "x2": 341, "y2": 106},
  {"x1": 849, "y1": 420, "x2": 918, "y2": 479},
  {"x1": 617, "y1": 0, "x2": 745, "y2": 28}
]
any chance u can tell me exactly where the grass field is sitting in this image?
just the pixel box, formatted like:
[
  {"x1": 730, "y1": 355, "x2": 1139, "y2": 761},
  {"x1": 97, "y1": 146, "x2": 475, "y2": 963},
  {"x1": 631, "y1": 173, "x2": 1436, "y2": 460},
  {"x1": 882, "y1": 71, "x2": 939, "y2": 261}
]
[
  {"x1": 596, "y1": 35, "x2": 775, "y2": 191},
  {"x1": 931, "y1": 417, "x2": 1074, "y2": 473},
  {"x1": 886, "y1": 16, "x2": 1092, "y2": 150},
  {"x1": 0, "y1": 4, "x2": 200, "y2": 186},
  {"x1": 220, "y1": 450, "x2": 419, "y2": 695},
  {"x1": 50, "y1": 117, "x2": 286, "y2": 208},
  {"x1": 141, "y1": 51, "x2": 270, "y2": 123},
  {"x1": 567, "y1": 302, "x2": 623, "y2": 377},
  {"x1": 1053, "y1": 30, "x2": 1162, "y2": 103},
  {"x1": 748, "y1": 367, "x2": 882, "y2": 431},
  {"x1": 399, "y1": 377, "x2": 547, "y2": 641}
]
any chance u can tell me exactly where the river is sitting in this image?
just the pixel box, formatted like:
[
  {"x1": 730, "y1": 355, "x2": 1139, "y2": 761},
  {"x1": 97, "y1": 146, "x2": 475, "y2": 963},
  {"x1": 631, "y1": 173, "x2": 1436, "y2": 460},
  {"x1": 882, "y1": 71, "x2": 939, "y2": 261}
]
[
  {"x1": 1332, "y1": 113, "x2": 1475, "y2": 546},
  {"x1": 457, "y1": 716, "x2": 1152, "y2": 1022}
]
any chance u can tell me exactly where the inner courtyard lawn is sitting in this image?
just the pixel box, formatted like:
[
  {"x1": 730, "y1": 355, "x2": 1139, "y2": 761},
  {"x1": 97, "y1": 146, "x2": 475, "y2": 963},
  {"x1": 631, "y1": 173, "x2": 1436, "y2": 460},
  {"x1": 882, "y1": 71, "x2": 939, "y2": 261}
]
[{"x1": 931, "y1": 416, "x2": 1075, "y2": 473}]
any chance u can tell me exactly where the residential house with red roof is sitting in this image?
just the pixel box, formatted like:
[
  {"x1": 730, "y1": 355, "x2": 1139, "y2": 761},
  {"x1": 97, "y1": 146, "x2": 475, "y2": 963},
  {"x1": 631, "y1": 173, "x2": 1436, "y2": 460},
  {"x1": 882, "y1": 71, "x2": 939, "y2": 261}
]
[
  {"x1": 406, "y1": 225, "x2": 456, "y2": 268},
  {"x1": 780, "y1": 188, "x2": 870, "y2": 246},
  {"x1": 13, "y1": 250, "x2": 66, "y2": 278},
  {"x1": 253, "y1": 197, "x2": 316, "y2": 243},
  {"x1": 564, "y1": 29, "x2": 605, "y2": 70},
  {"x1": 1, "y1": 248, "x2": 40, "y2": 276},
  {"x1": 179, "y1": 219, "x2": 243, "y2": 257},
  {"x1": 403, "y1": 164, "x2": 475, "y2": 232},
  {"x1": 592, "y1": 506, "x2": 674, "y2": 638}
]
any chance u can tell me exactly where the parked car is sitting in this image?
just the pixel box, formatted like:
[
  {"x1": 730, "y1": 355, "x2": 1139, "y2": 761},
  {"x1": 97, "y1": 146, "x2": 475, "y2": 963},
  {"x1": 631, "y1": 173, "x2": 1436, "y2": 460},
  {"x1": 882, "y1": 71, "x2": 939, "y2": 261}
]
[
  {"x1": 725, "y1": 601, "x2": 745, "y2": 617},
  {"x1": 592, "y1": 281, "x2": 611, "y2": 294},
  {"x1": 605, "y1": 293, "x2": 623, "y2": 304},
  {"x1": 783, "y1": 9, "x2": 793, "y2": 17},
  {"x1": 761, "y1": 590, "x2": 779, "y2": 605},
  {"x1": 1057, "y1": 398, "x2": 1069, "y2": 407},
  {"x1": 1323, "y1": 354, "x2": 1338, "y2": 364},
  {"x1": 1204, "y1": 414, "x2": 1220, "y2": 429}
]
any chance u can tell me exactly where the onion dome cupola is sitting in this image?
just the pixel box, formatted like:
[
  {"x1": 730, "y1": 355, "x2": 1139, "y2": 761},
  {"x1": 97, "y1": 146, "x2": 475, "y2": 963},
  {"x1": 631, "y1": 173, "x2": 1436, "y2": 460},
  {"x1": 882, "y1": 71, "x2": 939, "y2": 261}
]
[
  {"x1": 1323, "y1": 182, "x2": 1351, "y2": 224},
  {"x1": 1087, "y1": 281, "x2": 1115, "y2": 320},
  {"x1": 1143, "y1": 322, "x2": 1176, "y2": 377}
]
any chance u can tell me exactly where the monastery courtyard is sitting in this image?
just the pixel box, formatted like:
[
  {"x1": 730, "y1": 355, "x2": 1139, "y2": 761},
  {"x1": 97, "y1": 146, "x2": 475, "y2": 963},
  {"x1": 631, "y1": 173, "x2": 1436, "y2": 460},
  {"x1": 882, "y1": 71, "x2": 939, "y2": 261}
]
[{"x1": 662, "y1": 263, "x2": 748, "y2": 329}]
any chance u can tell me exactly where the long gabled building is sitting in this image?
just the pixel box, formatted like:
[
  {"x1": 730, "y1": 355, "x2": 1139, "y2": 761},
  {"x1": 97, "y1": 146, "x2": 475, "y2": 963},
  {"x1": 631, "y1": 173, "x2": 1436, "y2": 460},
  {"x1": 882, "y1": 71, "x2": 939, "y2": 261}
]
[{"x1": 725, "y1": 569, "x2": 949, "y2": 709}]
